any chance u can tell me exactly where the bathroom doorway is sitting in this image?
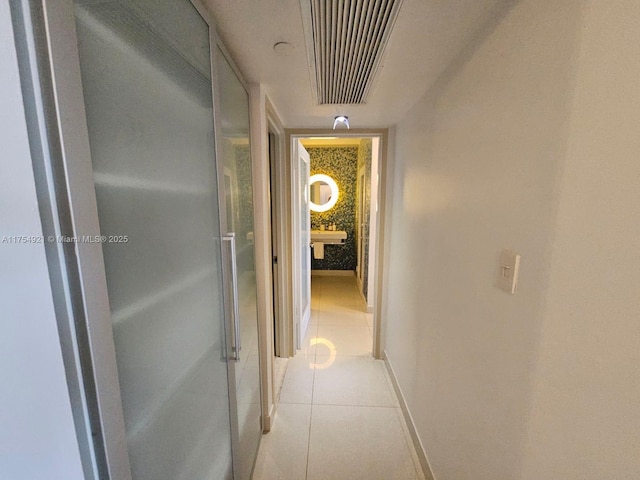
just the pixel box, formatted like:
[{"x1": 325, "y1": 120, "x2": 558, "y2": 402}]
[{"x1": 284, "y1": 130, "x2": 387, "y2": 359}]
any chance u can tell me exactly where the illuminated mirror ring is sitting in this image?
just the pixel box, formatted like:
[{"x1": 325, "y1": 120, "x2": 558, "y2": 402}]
[{"x1": 309, "y1": 174, "x2": 339, "y2": 212}]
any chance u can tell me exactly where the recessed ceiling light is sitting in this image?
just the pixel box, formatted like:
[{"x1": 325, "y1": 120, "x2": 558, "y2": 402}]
[
  {"x1": 273, "y1": 42, "x2": 295, "y2": 56},
  {"x1": 333, "y1": 116, "x2": 350, "y2": 129}
]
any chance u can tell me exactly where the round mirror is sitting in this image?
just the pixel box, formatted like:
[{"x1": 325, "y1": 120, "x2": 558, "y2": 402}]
[{"x1": 309, "y1": 174, "x2": 339, "y2": 212}]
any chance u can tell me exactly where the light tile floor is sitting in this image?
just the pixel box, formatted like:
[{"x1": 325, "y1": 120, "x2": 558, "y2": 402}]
[{"x1": 253, "y1": 275, "x2": 425, "y2": 480}]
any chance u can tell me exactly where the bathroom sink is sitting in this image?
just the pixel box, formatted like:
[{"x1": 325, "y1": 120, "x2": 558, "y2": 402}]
[{"x1": 310, "y1": 230, "x2": 347, "y2": 244}]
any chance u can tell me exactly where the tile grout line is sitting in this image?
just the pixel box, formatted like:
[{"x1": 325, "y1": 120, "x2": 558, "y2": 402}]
[
  {"x1": 305, "y1": 402, "x2": 399, "y2": 408},
  {"x1": 306, "y1": 276, "x2": 374, "y2": 479},
  {"x1": 305, "y1": 286, "x2": 320, "y2": 480}
]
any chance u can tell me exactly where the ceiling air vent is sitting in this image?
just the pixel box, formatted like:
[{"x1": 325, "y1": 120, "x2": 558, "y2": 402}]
[{"x1": 301, "y1": 0, "x2": 404, "y2": 105}]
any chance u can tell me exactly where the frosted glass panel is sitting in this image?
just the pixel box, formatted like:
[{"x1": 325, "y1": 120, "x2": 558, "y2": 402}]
[
  {"x1": 74, "y1": 1, "x2": 232, "y2": 479},
  {"x1": 216, "y1": 48, "x2": 262, "y2": 480}
]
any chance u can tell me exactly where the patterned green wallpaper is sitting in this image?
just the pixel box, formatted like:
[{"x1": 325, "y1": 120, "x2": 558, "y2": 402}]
[{"x1": 308, "y1": 147, "x2": 358, "y2": 271}]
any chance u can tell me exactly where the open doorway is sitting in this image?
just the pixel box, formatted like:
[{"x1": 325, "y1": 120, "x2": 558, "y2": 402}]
[
  {"x1": 265, "y1": 112, "x2": 291, "y2": 415},
  {"x1": 285, "y1": 131, "x2": 386, "y2": 359}
]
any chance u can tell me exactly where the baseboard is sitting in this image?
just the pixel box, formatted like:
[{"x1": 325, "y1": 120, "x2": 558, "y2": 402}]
[
  {"x1": 264, "y1": 356, "x2": 290, "y2": 433},
  {"x1": 357, "y1": 282, "x2": 367, "y2": 303},
  {"x1": 355, "y1": 276, "x2": 375, "y2": 312},
  {"x1": 262, "y1": 402, "x2": 276, "y2": 433},
  {"x1": 383, "y1": 350, "x2": 436, "y2": 480},
  {"x1": 311, "y1": 269, "x2": 354, "y2": 276}
]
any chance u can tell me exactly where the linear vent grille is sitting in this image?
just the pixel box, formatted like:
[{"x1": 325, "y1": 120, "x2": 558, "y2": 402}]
[{"x1": 307, "y1": 0, "x2": 403, "y2": 105}]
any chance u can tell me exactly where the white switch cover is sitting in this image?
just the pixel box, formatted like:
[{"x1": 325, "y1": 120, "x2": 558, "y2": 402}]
[{"x1": 498, "y1": 250, "x2": 521, "y2": 294}]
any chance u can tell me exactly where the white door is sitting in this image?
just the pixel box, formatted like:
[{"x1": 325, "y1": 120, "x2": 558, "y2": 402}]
[{"x1": 293, "y1": 140, "x2": 311, "y2": 349}]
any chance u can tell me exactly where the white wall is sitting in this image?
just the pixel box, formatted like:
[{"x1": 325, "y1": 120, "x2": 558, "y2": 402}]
[
  {"x1": 0, "y1": 3, "x2": 85, "y2": 479},
  {"x1": 519, "y1": 1, "x2": 640, "y2": 477},
  {"x1": 383, "y1": 0, "x2": 640, "y2": 478}
]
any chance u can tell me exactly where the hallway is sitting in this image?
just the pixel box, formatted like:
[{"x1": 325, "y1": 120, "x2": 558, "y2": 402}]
[
  {"x1": 4, "y1": 1, "x2": 640, "y2": 478},
  {"x1": 253, "y1": 276, "x2": 425, "y2": 480}
]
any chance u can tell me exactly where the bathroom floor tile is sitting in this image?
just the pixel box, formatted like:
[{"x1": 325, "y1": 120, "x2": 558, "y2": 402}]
[
  {"x1": 319, "y1": 302, "x2": 363, "y2": 315},
  {"x1": 322, "y1": 292, "x2": 357, "y2": 299},
  {"x1": 317, "y1": 309, "x2": 367, "y2": 327}
]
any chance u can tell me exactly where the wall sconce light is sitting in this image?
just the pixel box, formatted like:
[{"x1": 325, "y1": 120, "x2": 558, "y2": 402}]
[{"x1": 333, "y1": 115, "x2": 350, "y2": 129}]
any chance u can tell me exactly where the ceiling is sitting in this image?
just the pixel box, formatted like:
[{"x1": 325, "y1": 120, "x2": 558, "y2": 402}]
[{"x1": 205, "y1": 0, "x2": 513, "y2": 129}]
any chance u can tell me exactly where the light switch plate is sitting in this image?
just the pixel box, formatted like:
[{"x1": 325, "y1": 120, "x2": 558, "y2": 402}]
[{"x1": 497, "y1": 250, "x2": 521, "y2": 294}]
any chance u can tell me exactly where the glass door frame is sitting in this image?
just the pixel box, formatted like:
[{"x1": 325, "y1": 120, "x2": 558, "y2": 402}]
[{"x1": 33, "y1": 0, "x2": 258, "y2": 478}]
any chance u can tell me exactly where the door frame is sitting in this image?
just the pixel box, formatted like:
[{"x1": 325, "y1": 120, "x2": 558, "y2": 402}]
[
  {"x1": 30, "y1": 0, "x2": 255, "y2": 477},
  {"x1": 30, "y1": 1, "x2": 133, "y2": 476},
  {"x1": 283, "y1": 129, "x2": 389, "y2": 359},
  {"x1": 365, "y1": 137, "x2": 381, "y2": 313},
  {"x1": 9, "y1": 1, "x2": 111, "y2": 477},
  {"x1": 266, "y1": 108, "x2": 290, "y2": 360}
]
